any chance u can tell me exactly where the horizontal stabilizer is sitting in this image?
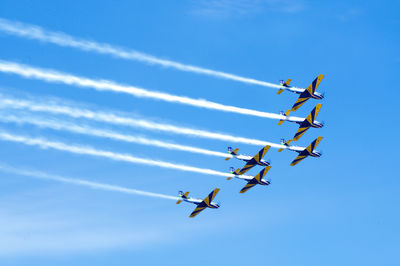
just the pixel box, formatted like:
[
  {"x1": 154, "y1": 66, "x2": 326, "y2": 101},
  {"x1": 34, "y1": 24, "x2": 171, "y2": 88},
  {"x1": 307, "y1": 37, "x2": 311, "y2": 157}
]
[
  {"x1": 278, "y1": 139, "x2": 292, "y2": 152},
  {"x1": 278, "y1": 110, "x2": 291, "y2": 125},
  {"x1": 284, "y1": 79, "x2": 292, "y2": 87},
  {"x1": 225, "y1": 148, "x2": 239, "y2": 160}
]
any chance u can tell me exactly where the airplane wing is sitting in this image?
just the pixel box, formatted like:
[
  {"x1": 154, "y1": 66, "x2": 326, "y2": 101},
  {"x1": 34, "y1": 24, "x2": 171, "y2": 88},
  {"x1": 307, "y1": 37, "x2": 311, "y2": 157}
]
[
  {"x1": 293, "y1": 126, "x2": 310, "y2": 142},
  {"x1": 293, "y1": 104, "x2": 321, "y2": 141},
  {"x1": 291, "y1": 75, "x2": 324, "y2": 112},
  {"x1": 306, "y1": 74, "x2": 324, "y2": 95},
  {"x1": 290, "y1": 154, "x2": 307, "y2": 166},
  {"x1": 239, "y1": 179, "x2": 258, "y2": 193},
  {"x1": 306, "y1": 136, "x2": 323, "y2": 154},
  {"x1": 189, "y1": 188, "x2": 220, "y2": 218},
  {"x1": 291, "y1": 95, "x2": 311, "y2": 112},
  {"x1": 238, "y1": 145, "x2": 270, "y2": 175},
  {"x1": 238, "y1": 163, "x2": 256, "y2": 175},
  {"x1": 189, "y1": 204, "x2": 207, "y2": 218}
]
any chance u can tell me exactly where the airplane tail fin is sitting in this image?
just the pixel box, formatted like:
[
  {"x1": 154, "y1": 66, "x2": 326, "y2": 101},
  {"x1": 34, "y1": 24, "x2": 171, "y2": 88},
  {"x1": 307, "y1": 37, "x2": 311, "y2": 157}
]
[
  {"x1": 306, "y1": 74, "x2": 324, "y2": 95},
  {"x1": 278, "y1": 110, "x2": 291, "y2": 125},
  {"x1": 278, "y1": 139, "x2": 292, "y2": 152},
  {"x1": 225, "y1": 147, "x2": 238, "y2": 160},
  {"x1": 228, "y1": 168, "x2": 241, "y2": 180},
  {"x1": 177, "y1": 191, "x2": 189, "y2": 203},
  {"x1": 277, "y1": 79, "x2": 291, "y2": 94}
]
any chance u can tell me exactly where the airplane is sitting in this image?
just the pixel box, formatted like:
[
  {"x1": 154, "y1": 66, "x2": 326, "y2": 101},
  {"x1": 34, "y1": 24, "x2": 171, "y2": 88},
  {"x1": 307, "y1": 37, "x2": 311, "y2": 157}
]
[
  {"x1": 278, "y1": 74, "x2": 324, "y2": 115},
  {"x1": 176, "y1": 188, "x2": 220, "y2": 218},
  {"x1": 225, "y1": 145, "x2": 271, "y2": 175},
  {"x1": 278, "y1": 136, "x2": 323, "y2": 166},
  {"x1": 277, "y1": 104, "x2": 323, "y2": 141},
  {"x1": 229, "y1": 166, "x2": 271, "y2": 193}
]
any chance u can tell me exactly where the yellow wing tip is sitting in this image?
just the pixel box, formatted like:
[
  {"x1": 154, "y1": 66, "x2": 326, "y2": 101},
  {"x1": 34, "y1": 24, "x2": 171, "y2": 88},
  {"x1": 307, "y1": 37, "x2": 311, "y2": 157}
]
[{"x1": 278, "y1": 120, "x2": 284, "y2": 126}]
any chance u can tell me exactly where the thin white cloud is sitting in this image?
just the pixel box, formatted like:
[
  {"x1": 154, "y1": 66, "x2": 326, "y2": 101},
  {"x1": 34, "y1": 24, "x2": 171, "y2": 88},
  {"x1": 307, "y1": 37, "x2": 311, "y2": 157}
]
[
  {"x1": 0, "y1": 163, "x2": 179, "y2": 200},
  {"x1": 0, "y1": 18, "x2": 283, "y2": 88},
  {"x1": 191, "y1": 0, "x2": 305, "y2": 18}
]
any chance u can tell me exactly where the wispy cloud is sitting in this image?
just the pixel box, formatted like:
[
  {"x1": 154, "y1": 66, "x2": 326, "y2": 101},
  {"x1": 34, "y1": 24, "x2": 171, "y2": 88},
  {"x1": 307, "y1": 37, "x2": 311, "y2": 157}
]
[
  {"x1": 0, "y1": 163, "x2": 178, "y2": 200},
  {"x1": 336, "y1": 7, "x2": 363, "y2": 22},
  {"x1": 191, "y1": 0, "x2": 305, "y2": 18},
  {"x1": 0, "y1": 17, "x2": 281, "y2": 88}
]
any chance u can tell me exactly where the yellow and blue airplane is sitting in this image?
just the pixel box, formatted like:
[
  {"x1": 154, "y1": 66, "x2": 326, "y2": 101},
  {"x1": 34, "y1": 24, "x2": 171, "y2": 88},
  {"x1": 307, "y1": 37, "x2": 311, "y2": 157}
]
[
  {"x1": 279, "y1": 136, "x2": 323, "y2": 166},
  {"x1": 176, "y1": 188, "x2": 220, "y2": 218},
  {"x1": 278, "y1": 74, "x2": 324, "y2": 115},
  {"x1": 229, "y1": 166, "x2": 271, "y2": 193},
  {"x1": 225, "y1": 145, "x2": 271, "y2": 175},
  {"x1": 278, "y1": 103, "x2": 323, "y2": 141}
]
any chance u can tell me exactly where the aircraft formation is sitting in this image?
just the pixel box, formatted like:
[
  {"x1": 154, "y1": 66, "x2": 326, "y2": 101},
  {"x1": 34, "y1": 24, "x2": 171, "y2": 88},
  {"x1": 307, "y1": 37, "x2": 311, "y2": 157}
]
[
  {"x1": 0, "y1": 19, "x2": 326, "y2": 219},
  {"x1": 178, "y1": 75, "x2": 325, "y2": 217}
]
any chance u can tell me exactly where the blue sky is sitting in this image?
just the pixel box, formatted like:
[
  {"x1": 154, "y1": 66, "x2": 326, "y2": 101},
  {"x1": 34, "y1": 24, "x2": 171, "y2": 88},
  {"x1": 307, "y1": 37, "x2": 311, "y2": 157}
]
[{"x1": 0, "y1": 0, "x2": 399, "y2": 265}]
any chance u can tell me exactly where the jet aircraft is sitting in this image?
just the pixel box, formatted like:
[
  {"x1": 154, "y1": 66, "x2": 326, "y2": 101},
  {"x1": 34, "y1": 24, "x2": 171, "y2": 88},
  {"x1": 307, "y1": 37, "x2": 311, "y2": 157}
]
[
  {"x1": 229, "y1": 166, "x2": 271, "y2": 193},
  {"x1": 176, "y1": 188, "x2": 220, "y2": 218},
  {"x1": 279, "y1": 136, "x2": 323, "y2": 166},
  {"x1": 225, "y1": 145, "x2": 271, "y2": 175},
  {"x1": 278, "y1": 103, "x2": 323, "y2": 141},
  {"x1": 278, "y1": 74, "x2": 324, "y2": 115}
]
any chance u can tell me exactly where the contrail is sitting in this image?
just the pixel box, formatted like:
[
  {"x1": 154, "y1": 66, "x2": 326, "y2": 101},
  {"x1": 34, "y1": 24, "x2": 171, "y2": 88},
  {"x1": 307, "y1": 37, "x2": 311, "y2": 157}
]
[
  {"x1": 0, "y1": 131, "x2": 251, "y2": 178},
  {"x1": 0, "y1": 60, "x2": 285, "y2": 120},
  {"x1": 0, "y1": 113, "x2": 231, "y2": 158},
  {"x1": 0, "y1": 18, "x2": 283, "y2": 89},
  {"x1": 0, "y1": 163, "x2": 179, "y2": 200},
  {"x1": 0, "y1": 96, "x2": 295, "y2": 150}
]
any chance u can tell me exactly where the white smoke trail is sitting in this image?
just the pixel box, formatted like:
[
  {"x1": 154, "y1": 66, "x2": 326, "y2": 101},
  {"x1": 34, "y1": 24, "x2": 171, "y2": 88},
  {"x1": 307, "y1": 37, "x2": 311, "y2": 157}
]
[
  {"x1": 0, "y1": 113, "x2": 231, "y2": 158},
  {"x1": 0, "y1": 60, "x2": 285, "y2": 120},
  {"x1": 0, "y1": 18, "x2": 283, "y2": 89},
  {"x1": 0, "y1": 163, "x2": 179, "y2": 200},
  {"x1": 0, "y1": 131, "x2": 247, "y2": 178},
  {"x1": 0, "y1": 96, "x2": 293, "y2": 150}
]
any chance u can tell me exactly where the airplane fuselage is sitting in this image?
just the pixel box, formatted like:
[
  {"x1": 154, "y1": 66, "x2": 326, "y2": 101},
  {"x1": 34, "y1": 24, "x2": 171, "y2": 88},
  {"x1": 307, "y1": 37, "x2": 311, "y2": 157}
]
[
  {"x1": 233, "y1": 154, "x2": 270, "y2": 167},
  {"x1": 283, "y1": 86, "x2": 324, "y2": 99},
  {"x1": 232, "y1": 174, "x2": 270, "y2": 186},
  {"x1": 297, "y1": 119, "x2": 323, "y2": 129},
  {"x1": 180, "y1": 197, "x2": 219, "y2": 208},
  {"x1": 297, "y1": 149, "x2": 322, "y2": 158}
]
